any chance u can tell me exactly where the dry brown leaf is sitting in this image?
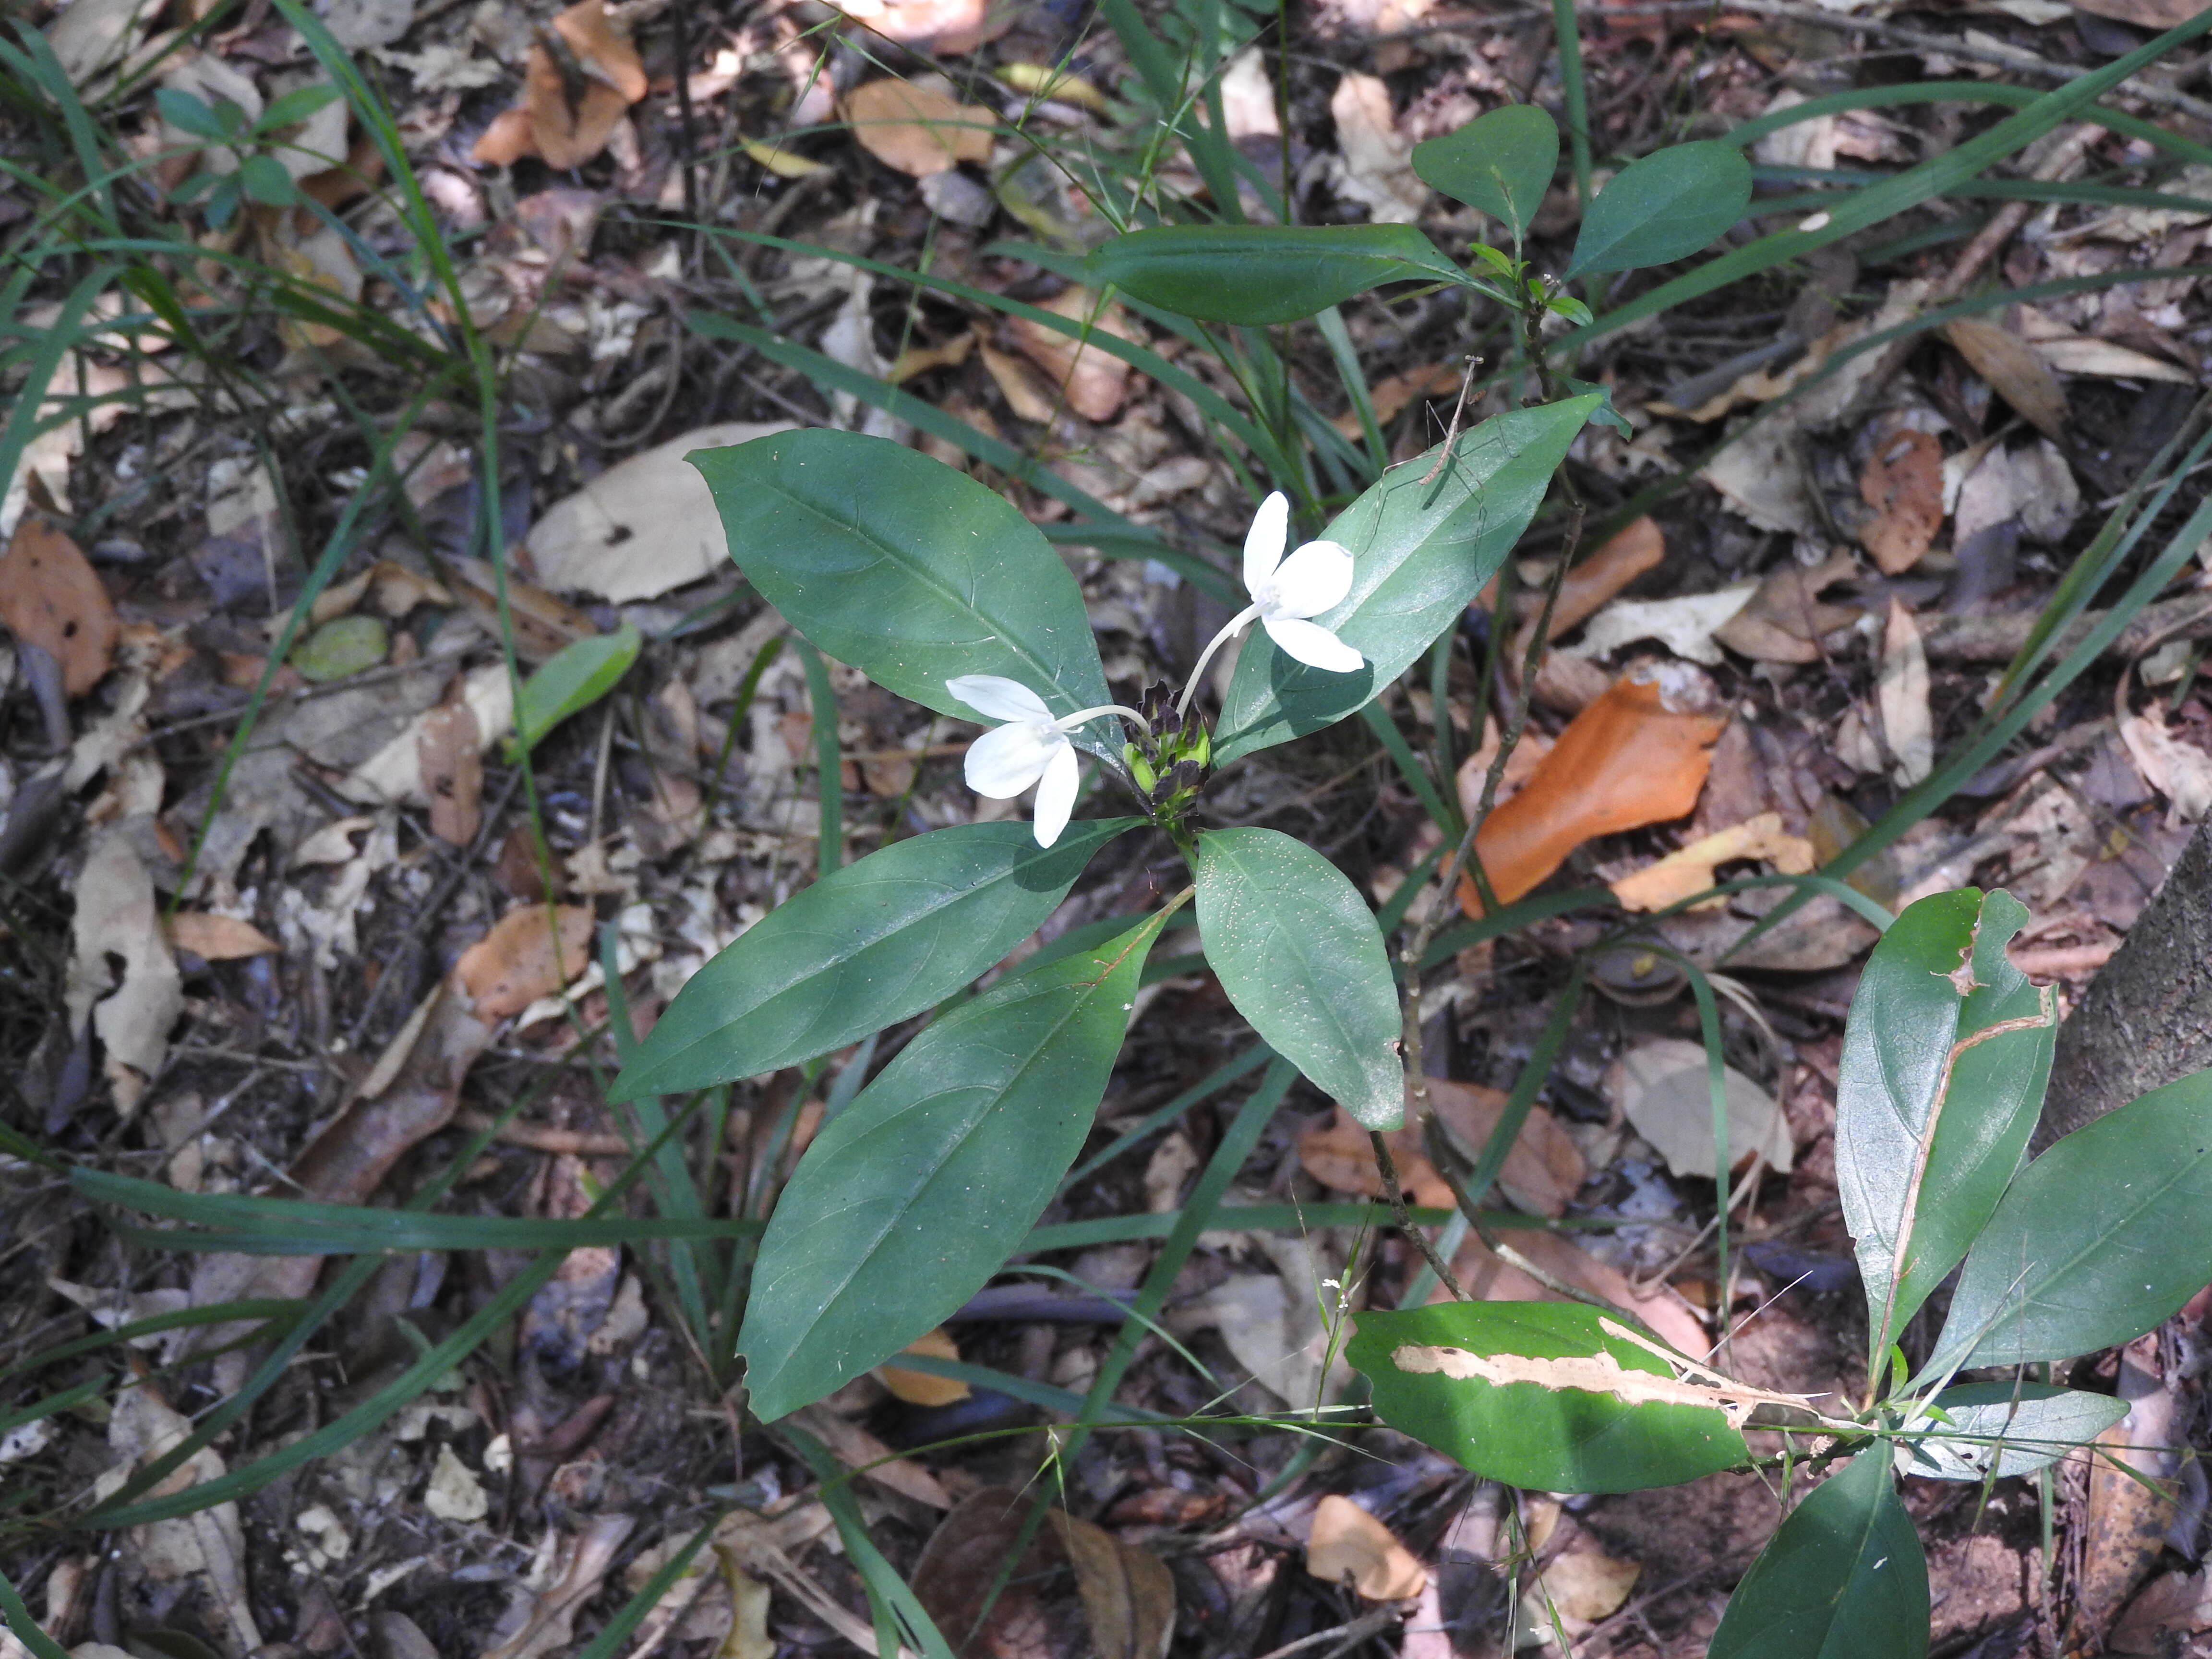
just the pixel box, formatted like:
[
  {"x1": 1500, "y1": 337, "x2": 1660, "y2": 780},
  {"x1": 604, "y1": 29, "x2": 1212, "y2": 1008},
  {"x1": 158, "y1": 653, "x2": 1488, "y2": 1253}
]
[
  {"x1": 889, "y1": 333, "x2": 975, "y2": 383},
  {"x1": 844, "y1": 78, "x2": 994, "y2": 176},
  {"x1": 447, "y1": 557, "x2": 599, "y2": 661},
  {"x1": 1307, "y1": 1495, "x2": 1427, "y2": 1601},
  {"x1": 1461, "y1": 665, "x2": 1729, "y2": 915},
  {"x1": 1440, "y1": 1226, "x2": 1710, "y2": 1357},
  {"x1": 166, "y1": 913, "x2": 281, "y2": 961},
  {"x1": 419, "y1": 696, "x2": 482, "y2": 846},
  {"x1": 1945, "y1": 317, "x2": 2068, "y2": 439},
  {"x1": 1711, "y1": 550, "x2": 1860, "y2": 664},
  {"x1": 878, "y1": 1327, "x2": 970, "y2": 1407},
  {"x1": 1454, "y1": 718, "x2": 1551, "y2": 818},
  {"x1": 1334, "y1": 362, "x2": 1463, "y2": 436},
  {"x1": 97, "y1": 1382, "x2": 263, "y2": 1654},
  {"x1": 2071, "y1": 1337, "x2": 2179, "y2": 1649},
  {"x1": 1611, "y1": 812, "x2": 1815, "y2": 913},
  {"x1": 1571, "y1": 583, "x2": 1756, "y2": 667},
  {"x1": 472, "y1": 107, "x2": 538, "y2": 166},
  {"x1": 481, "y1": 1515, "x2": 637, "y2": 1659},
  {"x1": 1539, "y1": 515, "x2": 1668, "y2": 643},
  {"x1": 1008, "y1": 289, "x2": 1141, "y2": 422},
  {"x1": 978, "y1": 339, "x2": 1060, "y2": 423},
  {"x1": 2034, "y1": 333, "x2": 2195, "y2": 385},
  {"x1": 836, "y1": 0, "x2": 1015, "y2": 54},
  {"x1": 2111, "y1": 1566, "x2": 2212, "y2": 1655},
  {"x1": 789, "y1": 1403, "x2": 953, "y2": 1509},
  {"x1": 1878, "y1": 598, "x2": 1932, "y2": 787},
  {"x1": 1608, "y1": 1038, "x2": 1795, "y2": 1178},
  {"x1": 2120, "y1": 707, "x2": 2212, "y2": 821},
  {"x1": 0, "y1": 517, "x2": 119, "y2": 695},
  {"x1": 526, "y1": 422, "x2": 790, "y2": 602},
  {"x1": 65, "y1": 830, "x2": 182, "y2": 1115},
  {"x1": 1533, "y1": 1547, "x2": 1642, "y2": 1630},
  {"x1": 456, "y1": 905, "x2": 593, "y2": 1020},
  {"x1": 913, "y1": 1489, "x2": 1174, "y2": 1659},
  {"x1": 343, "y1": 662, "x2": 512, "y2": 808},
  {"x1": 1701, "y1": 422, "x2": 1821, "y2": 536},
  {"x1": 1858, "y1": 428, "x2": 1945, "y2": 575}
]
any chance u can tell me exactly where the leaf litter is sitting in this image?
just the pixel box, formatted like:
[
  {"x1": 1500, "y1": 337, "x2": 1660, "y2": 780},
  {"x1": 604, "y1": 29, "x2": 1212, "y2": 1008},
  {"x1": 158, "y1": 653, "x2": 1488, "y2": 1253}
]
[{"x1": 7, "y1": 0, "x2": 2212, "y2": 1649}]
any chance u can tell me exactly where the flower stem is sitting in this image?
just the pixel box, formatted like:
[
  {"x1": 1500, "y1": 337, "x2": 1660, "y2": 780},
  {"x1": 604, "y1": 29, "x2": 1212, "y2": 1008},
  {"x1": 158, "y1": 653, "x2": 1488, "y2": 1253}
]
[{"x1": 1176, "y1": 605, "x2": 1261, "y2": 719}]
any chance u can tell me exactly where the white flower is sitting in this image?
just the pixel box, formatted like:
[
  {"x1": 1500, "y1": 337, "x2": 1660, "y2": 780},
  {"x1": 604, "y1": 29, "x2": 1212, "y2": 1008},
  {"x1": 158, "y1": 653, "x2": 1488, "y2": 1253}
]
[
  {"x1": 947, "y1": 675, "x2": 1144, "y2": 847},
  {"x1": 1180, "y1": 493, "x2": 1364, "y2": 715}
]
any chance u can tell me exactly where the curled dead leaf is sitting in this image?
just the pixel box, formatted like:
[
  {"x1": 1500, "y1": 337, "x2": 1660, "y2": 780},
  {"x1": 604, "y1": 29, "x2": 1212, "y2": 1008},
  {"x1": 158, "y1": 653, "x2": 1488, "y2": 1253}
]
[
  {"x1": 0, "y1": 518, "x2": 119, "y2": 696},
  {"x1": 878, "y1": 1327, "x2": 970, "y2": 1406},
  {"x1": 1878, "y1": 597, "x2": 1932, "y2": 787},
  {"x1": 1462, "y1": 665, "x2": 1729, "y2": 915},
  {"x1": 1307, "y1": 1494, "x2": 1426, "y2": 1601},
  {"x1": 843, "y1": 78, "x2": 995, "y2": 176},
  {"x1": 1610, "y1": 812, "x2": 1815, "y2": 913},
  {"x1": 456, "y1": 905, "x2": 593, "y2": 1020},
  {"x1": 1945, "y1": 316, "x2": 2068, "y2": 440},
  {"x1": 66, "y1": 830, "x2": 183, "y2": 1115},
  {"x1": 914, "y1": 1488, "x2": 1176, "y2": 1659},
  {"x1": 472, "y1": 0, "x2": 646, "y2": 170},
  {"x1": 1859, "y1": 427, "x2": 1945, "y2": 575}
]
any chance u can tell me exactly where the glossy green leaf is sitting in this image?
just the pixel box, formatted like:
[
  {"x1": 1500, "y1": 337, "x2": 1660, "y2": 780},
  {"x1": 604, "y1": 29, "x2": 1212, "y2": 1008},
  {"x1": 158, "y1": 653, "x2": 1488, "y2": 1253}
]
[
  {"x1": 1347, "y1": 1302, "x2": 1750, "y2": 1493},
  {"x1": 1709, "y1": 1448, "x2": 1927, "y2": 1659},
  {"x1": 609, "y1": 817, "x2": 1135, "y2": 1101},
  {"x1": 1410, "y1": 105, "x2": 1559, "y2": 244},
  {"x1": 510, "y1": 620, "x2": 642, "y2": 756},
  {"x1": 737, "y1": 912, "x2": 1164, "y2": 1419},
  {"x1": 1565, "y1": 141, "x2": 1752, "y2": 278},
  {"x1": 1897, "y1": 1382, "x2": 2127, "y2": 1482},
  {"x1": 690, "y1": 430, "x2": 1118, "y2": 758},
  {"x1": 1213, "y1": 397, "x2": 1592, "y2": 763},
  {"x1": 1194, "y1": 827, "x2": 1402, "y2": 1129},
  {"x1": 1085, "y1": 224, "x2": 1471, "y2": 326},
  {"x1": 1922, "y1": 1067, "x2": 2212, "y2": 1378},
  {"x1": 1835, "y1": 888, "x2": 2056, "y2": 1366}
]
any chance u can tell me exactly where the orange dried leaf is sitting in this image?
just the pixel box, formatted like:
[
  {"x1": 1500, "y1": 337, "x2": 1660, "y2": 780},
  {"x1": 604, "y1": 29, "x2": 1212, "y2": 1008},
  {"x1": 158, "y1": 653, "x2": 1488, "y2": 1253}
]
[
  {"x1": 456, "y1": 904, "x2": 592, "y2": 1019},
  {"x1": 1307, "y1": 1495, "x2": 1426, "y2": 1601},
  {"x1": 553, "y1": 0, "x2": 647, "y2": 100},
  {"x1": 843, "y1": 78, "x2": 995, "y2": 176},
  {"x1": 1007, "y1": 289, "x2": 1140, "y2": 422},
  {"x1": 878, "y1": 1327, "x2": 970, "y2": 1406},
  {"x1": 472, "y1": 107, "x2": 539, "y2": 166},
  {"x1": 1609, "y1": 811, "x2": 1815, "y2": 913},
  {"x1": 523, "y1": 54, "x2": 632, "y2": 170},
  {"x1": 1462, "y1": 666, "x2": 1728, "y2": 915},
  {"x1": 419, "y1": 699, "x2": 483, "y2": 847},
  {"x1": 1859, "y1": 427, "x2": 1945, "y2": 575},
  {"x1": 0, "y1": 518, "x2": 119, "y2": 696},
  {"x1": 166, "y1": 913, "x2": 281, "y2": 961},
  {"x1": 1297, "y1": 1081, "x2": 1584, "y2": 1219},
  {"x1": 1532, "y1": 514, "x2": 1667, "y2": 643}
]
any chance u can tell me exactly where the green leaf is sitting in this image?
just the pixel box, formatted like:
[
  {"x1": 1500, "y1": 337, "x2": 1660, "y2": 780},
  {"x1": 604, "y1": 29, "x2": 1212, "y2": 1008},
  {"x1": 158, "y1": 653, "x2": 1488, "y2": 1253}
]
[
  {"x1": 1410, "y1": 105, "x2": 1559, "y2": 245},
  {"x1": 1347, "y1": 1301, "x2": 1751, "y2": 1492},
  {"x1": 509, "y1": 620, "x2": 642, "y2": 756},
  {"x1": 256, "y1": 83, "x2": 342, "y2": 131},
  {"x1": 1922, "y1": 1066, "x2": 2212, "y2": 1378},
  {"x1": 610, "y1": 818, "x2": 1135, "y2": 1101},
  {"x1": 1560, "y1": 374, "x2": 1628, "y2": 432},
  {"x1": 737, "y1": 912, "x2": 1165, "y2": 1419},
  {"x1": 1194, "y1": 827, "x2": 1402, "y2": 1128},
  {"x1": 1565, "y1": 141, "x2": 1753, "y2": 278},
  {"x1": 155, "y1": 87, "x2": 227, "y2": 141},
  {"x1": 1709, "y1": 1448, "x2": 1927, "y2": 1659},
  {"x1": 1897, "y1": 1383, "x2": 2127, "y2": 1481},
  {"x1": 238, "y1": 152, "x2": 296, "y2": 207},
  {"x1": 1213, "y1": 397, "x2": 1592, "y2": 763},
  {"x1": 689, "y1": 430, "x2": 1118, "y2": 759},
  {"x1": 204, "y1": 175, "x2": 242, "y2": 228},
  {"x1": 1085, "y1": 224, "x2": 1471, "y2": 326},
  {"x1": 1836, "y1": 888, "x2": 2056, "y2": 1368},
  {"x1": 290, "y1": 614, "x2": 388, "y2": 682}
]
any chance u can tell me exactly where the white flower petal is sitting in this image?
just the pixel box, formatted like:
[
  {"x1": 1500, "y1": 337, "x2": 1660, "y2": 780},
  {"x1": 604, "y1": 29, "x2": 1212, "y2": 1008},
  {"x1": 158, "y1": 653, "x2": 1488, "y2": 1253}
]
[
  {"x1": 1242, "y1": 491, "x2": 1289, "y2": 595},
  {"x1": 964, "y1": 722, "x2": 1060, "y2": 796},
  {"x1": 947, "y1": 674, "x2": 1055, "y2": 725},
  {"x1": 1263, "y1": 617, "x2": 1366, "y2": 674},
  {"x1": 1262, "y1": 539, "x2": 1355, "y2": 620},
  {"x1": 1031, "y1": 741, "x2": 1080, "y2": 847}
]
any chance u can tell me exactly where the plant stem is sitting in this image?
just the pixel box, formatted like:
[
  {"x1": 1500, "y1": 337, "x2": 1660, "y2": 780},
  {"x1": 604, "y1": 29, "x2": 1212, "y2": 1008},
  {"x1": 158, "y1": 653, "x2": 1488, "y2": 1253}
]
[{"x1": 1370, "y1": 1129, "x2": 1470, "y2": 1300}]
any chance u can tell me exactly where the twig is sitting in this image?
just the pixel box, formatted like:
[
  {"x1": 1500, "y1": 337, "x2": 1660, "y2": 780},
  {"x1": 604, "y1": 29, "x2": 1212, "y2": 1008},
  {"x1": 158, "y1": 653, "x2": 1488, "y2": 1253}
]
[
  {"x1": 1250, "y1": 1607, "x2": 1405, "y2": 1659},
  {"x1": 1370, "y1": 1129, "x2": 1471, "y2": 1300}
]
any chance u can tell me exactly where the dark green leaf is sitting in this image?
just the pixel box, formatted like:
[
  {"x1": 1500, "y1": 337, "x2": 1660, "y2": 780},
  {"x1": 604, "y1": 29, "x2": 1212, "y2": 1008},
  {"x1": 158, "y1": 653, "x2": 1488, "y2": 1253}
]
[
  {"x1": 1836, "y1": 888, "x2": 2056, "y2": 1366},
  {"x1": 1086, "y1": 224, "x2": 1470, "y2": 326},
  {"x1": 1560, "y1": 375, "x2": 1628, "y2": 432},
  {"x1": 204, "y1": 175, "x2": 242, "y2": 228},
  {"x1": 1195, "y1": 827, "x2": 1402, "y2": 1128},
  {"x1": 1899, "y1": 1382, "x2": 2127, "y2": 1481},
  {"x1": 1566, "y1": 141, "x2": 1753, "y2": 277},
  {"x1": 1410, "y1": 105, "x2": 1559, "y2": 244},
  {"x1": 690, "y1": 430, "x2": 1118, "y2": 759},
  {"x1": 737, "y1": 913, "x2": 1165, "y2": 1419},
  {"x1": 610, "y1": 818, "x2": 1134, "y2": 1101},
  {"x1": 1923, "y1": 1067, "x2": 2212, "y2": 1377},
  {"x1": 1709, "y1": 1448, "x2": 1927, "y2": 1659},
  {"x1": 510, "y1": 621, "x2": 642, "y2": 756},
  {"x1": 1347, "y1": 1301, "x2": 1751, "y2": 1492},
  {"x1": 256, "y1": 83, "x2": 343, "y2": 131},
  {"x1": 238, "y1": 153, "x2": 295, "y2": 207},
  {"x1": 1213, "y1": 397, "x2": 1592, "y2": 763},
  {"x1": 155, "y1": 88, "x2": 227, "y2": 141}
]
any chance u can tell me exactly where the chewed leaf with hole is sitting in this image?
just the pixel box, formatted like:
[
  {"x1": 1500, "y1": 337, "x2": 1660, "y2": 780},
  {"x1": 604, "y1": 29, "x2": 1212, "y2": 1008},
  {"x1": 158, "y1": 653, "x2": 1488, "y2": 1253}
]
[{"x1": 1348, "y1": 1301, "x2": 1767, "y2": 1492}]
